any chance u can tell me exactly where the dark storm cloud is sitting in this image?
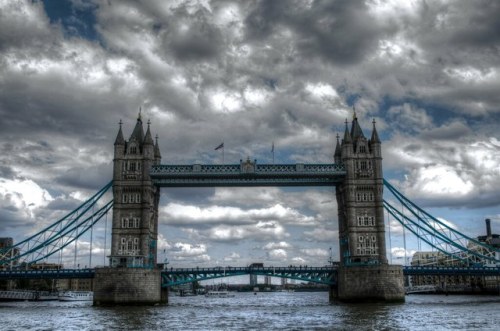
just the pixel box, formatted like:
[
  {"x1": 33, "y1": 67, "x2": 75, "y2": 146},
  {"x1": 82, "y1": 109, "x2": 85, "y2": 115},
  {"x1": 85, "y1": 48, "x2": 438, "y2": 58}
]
[
  {"x1": 55, "y1": 162, "x2": 113, "y2": 191},
  {"x1": 0, "y1": 165, "x2": 17, "y2": 179},
  {"x1": 420, "y1": 121, "x2": 471, "y2": 141},
  {"x1": 420, "y1": 1, "x2": 500, "y2": 51},
  {"x1": 164, "y1": 7, "x2": 224, "y2": 61},
  {"x1": 161, "y1": 187, "x2": 216, "y2": 205},
  {"x1": 45, "y1": 196, "x2": 82, "y2": 211},
  {"x1": 0, "y1": 0, "x2": 58, "y2": 52},
  {"x1": 245, "y1": 0, "x2": 386, "y2": 65}
]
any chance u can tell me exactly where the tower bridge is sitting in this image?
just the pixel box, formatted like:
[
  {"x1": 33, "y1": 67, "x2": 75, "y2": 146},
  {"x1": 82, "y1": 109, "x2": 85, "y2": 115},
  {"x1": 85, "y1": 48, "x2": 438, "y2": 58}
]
[
  {"x1": 2, "y1": 113, "x2": 499, "y2": 305},
  {"x1": 95, "y1": 113, "x2": 404, "y2": 305}
]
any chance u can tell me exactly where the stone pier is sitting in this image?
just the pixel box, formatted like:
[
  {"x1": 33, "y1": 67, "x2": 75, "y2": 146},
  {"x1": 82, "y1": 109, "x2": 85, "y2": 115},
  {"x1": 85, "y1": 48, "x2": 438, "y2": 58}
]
[
  {"x1": 331, "y1": 264, "x2": 405, "y2": 302},
  {"x1": 93, "y1": 267, "x2": 167, "y2": 306}
]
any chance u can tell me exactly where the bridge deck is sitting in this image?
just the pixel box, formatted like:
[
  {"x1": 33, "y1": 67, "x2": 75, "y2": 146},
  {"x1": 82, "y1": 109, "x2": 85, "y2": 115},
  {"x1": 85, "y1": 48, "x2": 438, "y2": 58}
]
[
  {"x1": 0, "y1": 266, "x2": 498, "y2": 283},
  {"x1": 150, "y1": 163, "x2": 346, "y2": 187}
]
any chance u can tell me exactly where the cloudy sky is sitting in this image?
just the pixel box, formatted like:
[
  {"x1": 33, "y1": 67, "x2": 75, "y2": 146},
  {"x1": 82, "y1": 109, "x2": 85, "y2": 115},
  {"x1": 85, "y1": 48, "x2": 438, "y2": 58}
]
[{"x1": 1, "y1": 0, "x2": 499, "y2": 272}]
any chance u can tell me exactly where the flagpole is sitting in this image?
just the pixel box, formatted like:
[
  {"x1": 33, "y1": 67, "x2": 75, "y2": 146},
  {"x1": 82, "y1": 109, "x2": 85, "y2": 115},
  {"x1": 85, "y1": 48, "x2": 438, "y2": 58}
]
[{"x1": 272, "y1": 141, "x2": 275, "y2": 164}]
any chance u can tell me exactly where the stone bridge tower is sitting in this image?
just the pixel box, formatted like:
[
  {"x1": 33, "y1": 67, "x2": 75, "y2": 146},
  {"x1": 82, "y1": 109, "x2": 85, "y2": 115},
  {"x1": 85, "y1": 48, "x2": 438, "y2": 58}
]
[
  {"x1": 94, "y1": 114, "x2": 166, "y2": 306},
  {"x1": 333, "y1": 113, "x2": 404, "y2": 302},
  {"x1": 109, "y1": 114, "x2": 161, "y2": 268}
]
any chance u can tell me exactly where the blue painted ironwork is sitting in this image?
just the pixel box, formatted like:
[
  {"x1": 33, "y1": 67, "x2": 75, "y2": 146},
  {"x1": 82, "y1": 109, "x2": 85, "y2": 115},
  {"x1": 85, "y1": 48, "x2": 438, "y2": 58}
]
[
  {"x1": 0, "y1": 268, "x2": 95, "y2": 280},
  {"x1": 161, "y1": 266, "x2": 337, "y2": 287},
  {"x1": 150, "y1": 162, "x2": 346, "y2": 187},
  {"x1": 0, "y1": 181, "x2": 113, "y2": 267},
  {"x1": 0, "y1": 266, "x2": 498, "y2": 282},
  {"x1": 383, "y1": 179, "x2": 500, "y2": 266},
  {"x1": 403, "y1": 266, "x2": 500, "y2": 276}
]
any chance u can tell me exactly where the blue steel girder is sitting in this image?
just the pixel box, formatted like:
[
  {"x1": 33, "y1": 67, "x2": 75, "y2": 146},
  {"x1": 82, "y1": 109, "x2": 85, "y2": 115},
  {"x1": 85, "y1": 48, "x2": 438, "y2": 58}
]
[
  {"x1": 161, "y1": 266, "x2": 337, "y2": 287},
  {"x1": 150, "y1": 163, "x2": 346, "y2": 187},
  {"x1": 0, "y1": 268, "x2": 95, "y2": 280},
  {"x1": 403, "y1": 266, "x2": 500, "y2": 276}
]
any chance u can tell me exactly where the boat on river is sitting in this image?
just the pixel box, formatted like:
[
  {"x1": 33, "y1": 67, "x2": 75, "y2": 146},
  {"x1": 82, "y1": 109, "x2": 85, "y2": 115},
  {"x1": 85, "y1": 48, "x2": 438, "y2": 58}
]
[
  {"x1": 58, "y1": 291, "x2": 93, "y2": 301},
  {"x1": 205, "y1": 290, "x2": 235, "y2": 298},
  {"x1": 405, "y1": 285, "x2": 437, "y2": 294},
  {"x1": 0, "y1": 290, "x2": 58, "y2": 301}
]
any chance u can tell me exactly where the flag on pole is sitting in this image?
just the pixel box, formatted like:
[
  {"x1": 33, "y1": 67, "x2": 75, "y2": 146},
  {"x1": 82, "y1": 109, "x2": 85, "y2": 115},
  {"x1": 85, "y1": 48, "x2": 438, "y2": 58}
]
[{"x1": 215, "y1": 142, "x2": 224, "y2": 150}]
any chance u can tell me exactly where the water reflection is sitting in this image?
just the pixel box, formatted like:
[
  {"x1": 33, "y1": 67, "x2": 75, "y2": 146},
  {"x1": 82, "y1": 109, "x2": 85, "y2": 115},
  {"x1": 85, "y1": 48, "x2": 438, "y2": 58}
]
[{"x1": 0, "y1": 293, "x2": 498, "y2": 331}]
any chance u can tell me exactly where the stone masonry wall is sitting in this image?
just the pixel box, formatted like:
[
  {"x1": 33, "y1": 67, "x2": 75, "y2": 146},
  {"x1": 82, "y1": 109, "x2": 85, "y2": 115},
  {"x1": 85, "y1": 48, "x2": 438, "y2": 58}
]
[
  {"x1": 334, "y1": 264, "x2": 405, "y2": 302},
  {"x1": 93, "y1": 267, "x2": 168, "y2": 306}
]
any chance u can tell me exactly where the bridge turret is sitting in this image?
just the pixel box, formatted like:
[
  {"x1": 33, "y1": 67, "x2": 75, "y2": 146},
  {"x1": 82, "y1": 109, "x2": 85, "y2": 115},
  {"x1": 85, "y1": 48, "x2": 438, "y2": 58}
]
[
  {"x1": 337, "y1": 115, "x2": 387, "y2": 266},
  {"x1": 369, "y1": 119, "x2": 381, "y2": 158},
  {"x1": 113, "y1": 121, "x2": 126, "y2": 180},
  {"x1": 341, "y1": 121, "x2": 353, "y2": 156},
  {"x1": 143, "y1": 121, "x2": 155, "y2": 158},
  {"x1": 334, "y1": 134, "x2": 341, "y2": 163},
  {"x1": 109, "y1": 113, "x2": 161, "y2": 269},
  {"x1": 154, "y1": 134, "x2": 161, "y2": 163},
  {"x1": 333, "y1": 116, "x2": 403, "y2": 303},
  {"x1": 114, "y1": 120, "x2": 125, "y2": 150}
]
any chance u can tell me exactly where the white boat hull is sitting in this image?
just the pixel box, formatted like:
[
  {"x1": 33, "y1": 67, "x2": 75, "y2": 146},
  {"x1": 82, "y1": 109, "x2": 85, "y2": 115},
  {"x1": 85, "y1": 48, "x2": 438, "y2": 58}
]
[{"x1": 58, "y1": 291, "x2": 93, "y2": 301}]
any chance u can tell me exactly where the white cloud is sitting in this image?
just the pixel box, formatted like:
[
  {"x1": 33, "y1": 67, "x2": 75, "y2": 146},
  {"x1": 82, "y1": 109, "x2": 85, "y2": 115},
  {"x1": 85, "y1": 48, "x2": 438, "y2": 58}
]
[
  {"x1": 300, "y1": 248, "x2": 329, "y2": 257},
  {"x1": 161, "y1": 202, "x2": 314, "y2": 225},
  {"x1": 0, "y1": 179, "x2": 54, "y2": 230},
  {"x1": 268, "y1": 249, "x2": 287, "y2": 260},
  {"x1": 263, "y1": 241, "x2": 291, "y2": 250},
  {"x1": 303, "y1": 228, "x2": 337, "y2": 242},
  {"x1": 205, "y1": 221, "x2": 288, "y2": 242},
  {"x1": 390, "y1": 247, "x2": 416, "y2": 260},
  {"x1": 223, "y1": 252, "x2": 240, "y2": 262}
]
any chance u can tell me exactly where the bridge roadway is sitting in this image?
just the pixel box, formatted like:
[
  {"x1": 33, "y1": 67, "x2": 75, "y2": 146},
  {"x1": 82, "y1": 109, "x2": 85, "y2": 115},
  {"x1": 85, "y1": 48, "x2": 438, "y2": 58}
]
[{"x1": 1, "y1": 266, "x2": 499, "y2": 286}]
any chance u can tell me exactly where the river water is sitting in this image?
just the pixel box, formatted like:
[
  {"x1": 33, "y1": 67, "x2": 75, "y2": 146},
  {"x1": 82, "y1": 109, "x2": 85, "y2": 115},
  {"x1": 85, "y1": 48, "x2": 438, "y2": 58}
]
[{"x1": 0, "y1": 292, "x2": 498, "y2": 330}]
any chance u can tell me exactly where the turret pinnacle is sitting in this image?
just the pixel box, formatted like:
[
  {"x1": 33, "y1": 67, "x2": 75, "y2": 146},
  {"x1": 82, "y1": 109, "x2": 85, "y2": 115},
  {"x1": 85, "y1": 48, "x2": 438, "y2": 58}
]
[
  {"x1": 343, "y1": 119, "x2": 352, "y2": 144},
  {"x1": 129, "y1": 112, "x2": 144, "y2": 144},
  {"x1": 350, "y1": 107, "x2": 365, "y2": 141},
  {"x1": 334, "y1": 133, "x2": 341, "y2": 157},
  {"x1": 371, "y1": 119, "x2": 381, "y2": 144},
  {"x1": 114, "y1": 120, "x2": 125, "y2": 145},
  {"x1": 144, "y1": 119, "x2": 154, "y2": 145},
  {"x1": 154, "y1": 134, "x2": 161, "y2": 158}
]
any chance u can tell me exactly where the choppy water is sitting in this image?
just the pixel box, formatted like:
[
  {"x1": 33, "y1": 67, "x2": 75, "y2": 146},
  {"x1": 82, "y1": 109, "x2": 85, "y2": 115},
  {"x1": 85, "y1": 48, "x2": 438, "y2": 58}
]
[{"x1": 0, "y1": 292, "x2": 499, "y2": 330}]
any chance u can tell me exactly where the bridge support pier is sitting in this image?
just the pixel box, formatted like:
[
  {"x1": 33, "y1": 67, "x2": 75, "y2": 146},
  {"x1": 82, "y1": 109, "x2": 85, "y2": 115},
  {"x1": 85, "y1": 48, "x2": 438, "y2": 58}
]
[
  {"x1": 93, "y1": 267, "x2": 167, "y2": 306},
  {"x1": 331, "y1": 265, "x2": 405, "y2": 303}
]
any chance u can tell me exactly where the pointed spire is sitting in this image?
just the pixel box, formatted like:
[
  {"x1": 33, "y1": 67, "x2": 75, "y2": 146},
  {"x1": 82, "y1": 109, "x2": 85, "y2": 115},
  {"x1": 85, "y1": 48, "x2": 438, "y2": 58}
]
[
  {"x1": 343, "y1": 119, "x2": 352, "y2": 143},
  {"x1": 371, "y1": 118, "x2": 381, "y2": 144},
  {"x1": 129, "y1": 113, "x2": 144, "y2": 144},
  {"x1": 154, "y1": 134, "x2": 161, "y2": 158},
  {"x1": 334, "y1": 133, "x2": 341, "y2": 157},
  {"x1": 114, "y1": 119, "x2": 125, "y2": 145},
  {"x1": 350, "y1": 106, "x2": 365, "y2": 141},
  {"x1": 144, "y1": 119, "x2": 154, "y2": 145}
]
